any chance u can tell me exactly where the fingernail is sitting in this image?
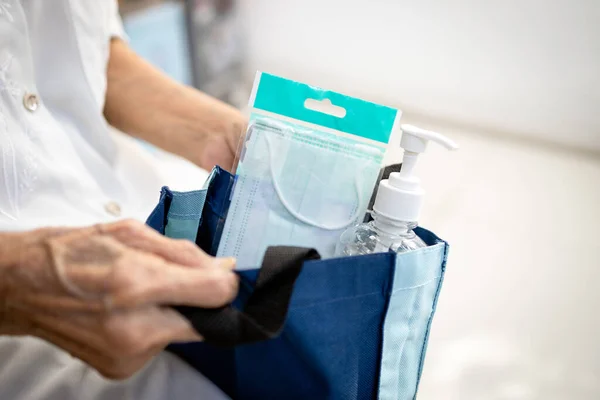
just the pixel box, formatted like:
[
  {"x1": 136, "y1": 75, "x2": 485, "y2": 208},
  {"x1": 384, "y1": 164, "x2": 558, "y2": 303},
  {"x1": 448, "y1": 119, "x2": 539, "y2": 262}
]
[{"x1": 216, "y1": 257, "x2": 236, "y2": 270}]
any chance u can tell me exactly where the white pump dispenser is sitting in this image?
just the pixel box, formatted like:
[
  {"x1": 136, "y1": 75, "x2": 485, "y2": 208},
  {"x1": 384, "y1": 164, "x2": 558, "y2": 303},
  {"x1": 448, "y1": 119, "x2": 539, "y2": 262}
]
[
  {"x1": 335, "y1": 124, "x2": 458, "y2": 256},
  {"x1": 373, "y1": 125, "x2": 459, "y2": 223}
]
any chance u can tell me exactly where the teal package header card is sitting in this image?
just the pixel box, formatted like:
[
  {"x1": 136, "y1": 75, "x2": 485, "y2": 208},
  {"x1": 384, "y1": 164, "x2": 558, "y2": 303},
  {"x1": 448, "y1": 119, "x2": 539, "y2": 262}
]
[{"x1": 252, "y1": 73, "x2": 399, "y2": 144}]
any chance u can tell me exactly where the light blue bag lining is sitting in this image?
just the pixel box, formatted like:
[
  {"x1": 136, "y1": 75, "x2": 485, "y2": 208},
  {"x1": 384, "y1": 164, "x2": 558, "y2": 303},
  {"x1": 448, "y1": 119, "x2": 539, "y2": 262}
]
[
  {"x1": 379, "y1": 242, "x2": 447, "y2": 400},
  {"x1": 164, "y1": 189, "x2": 207, "y2": 240}
]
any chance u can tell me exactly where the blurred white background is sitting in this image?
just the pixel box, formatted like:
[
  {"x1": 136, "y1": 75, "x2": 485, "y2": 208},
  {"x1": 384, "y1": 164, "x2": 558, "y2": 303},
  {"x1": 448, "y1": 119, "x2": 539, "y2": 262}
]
[
  {"x1": 239, "y1": 0, "x2": 600, "y2": 153},
  {"x1": 236, "y1": 1, "x2": 600, "y2": 399}
]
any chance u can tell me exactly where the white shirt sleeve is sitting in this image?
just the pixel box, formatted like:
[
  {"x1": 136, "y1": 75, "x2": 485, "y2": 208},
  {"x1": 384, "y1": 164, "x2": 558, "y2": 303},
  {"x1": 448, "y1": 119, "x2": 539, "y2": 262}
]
[{"x1": 108, "y1": 0, "x2": 128, "y2": 41}]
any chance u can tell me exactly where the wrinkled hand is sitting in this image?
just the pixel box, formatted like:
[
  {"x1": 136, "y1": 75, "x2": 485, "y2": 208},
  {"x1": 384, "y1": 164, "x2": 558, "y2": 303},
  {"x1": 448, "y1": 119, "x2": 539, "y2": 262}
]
[{"x1": 0, "y1": 220, "x2": 237, "y2": 379}]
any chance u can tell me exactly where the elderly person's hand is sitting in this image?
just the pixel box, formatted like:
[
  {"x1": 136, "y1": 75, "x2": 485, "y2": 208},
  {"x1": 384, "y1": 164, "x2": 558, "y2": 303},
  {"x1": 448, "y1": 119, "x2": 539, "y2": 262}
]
[{"x1": 0, "y1": 220, "x2": 237, "y2": 380}]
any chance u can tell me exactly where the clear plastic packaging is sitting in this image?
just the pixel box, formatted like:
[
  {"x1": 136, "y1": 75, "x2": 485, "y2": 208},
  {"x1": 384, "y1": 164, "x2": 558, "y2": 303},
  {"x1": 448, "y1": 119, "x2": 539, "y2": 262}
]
[{"x1": 218, "y1": 72, "x2": 400, "y2": 268}]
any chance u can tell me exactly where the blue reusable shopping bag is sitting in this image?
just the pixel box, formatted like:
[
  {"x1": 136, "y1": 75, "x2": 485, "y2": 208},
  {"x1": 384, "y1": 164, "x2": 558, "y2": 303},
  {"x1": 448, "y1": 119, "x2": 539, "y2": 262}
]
[{"x1": 146, "y1": 166, "x2": 448, "y2": 400}]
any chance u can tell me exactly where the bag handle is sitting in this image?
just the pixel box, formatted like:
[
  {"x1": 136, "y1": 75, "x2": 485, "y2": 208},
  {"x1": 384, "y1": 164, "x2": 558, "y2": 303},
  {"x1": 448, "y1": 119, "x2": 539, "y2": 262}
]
[{"x1": 172, "y1": 246, "x2": 320, "y2": 347}]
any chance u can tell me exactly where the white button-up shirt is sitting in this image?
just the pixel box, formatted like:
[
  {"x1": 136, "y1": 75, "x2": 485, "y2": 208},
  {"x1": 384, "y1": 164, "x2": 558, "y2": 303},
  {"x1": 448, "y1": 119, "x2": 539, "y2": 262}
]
[
  {"x1": 0, "y1": 0, "x2": 180, "y2": 231},
  {"x1": 0, "y1": 1, "x2": 225, "y2": 399}
]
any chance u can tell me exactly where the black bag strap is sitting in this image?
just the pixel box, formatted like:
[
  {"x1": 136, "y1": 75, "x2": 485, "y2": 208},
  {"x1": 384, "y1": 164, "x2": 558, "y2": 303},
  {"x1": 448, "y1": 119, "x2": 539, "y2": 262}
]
[
  {"x1": 173, "y1": 246, "x2": 320, "y2": 347},
  {"x1": 175, "y1": 164, "x2": 399, "y2": 347}
]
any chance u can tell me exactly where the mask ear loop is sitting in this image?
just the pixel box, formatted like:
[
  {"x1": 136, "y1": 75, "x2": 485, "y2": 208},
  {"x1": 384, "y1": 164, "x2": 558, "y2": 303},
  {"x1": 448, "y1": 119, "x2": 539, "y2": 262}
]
[{"x1": 264, "y1": 131, "x2": 366, "y2": 231}]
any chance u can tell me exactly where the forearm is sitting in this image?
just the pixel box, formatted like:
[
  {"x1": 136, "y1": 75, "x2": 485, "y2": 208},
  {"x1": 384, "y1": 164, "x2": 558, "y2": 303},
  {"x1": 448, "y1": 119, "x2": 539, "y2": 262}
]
[{"x1": 103, "y1": 39, "x2": 244, "y2": 170}]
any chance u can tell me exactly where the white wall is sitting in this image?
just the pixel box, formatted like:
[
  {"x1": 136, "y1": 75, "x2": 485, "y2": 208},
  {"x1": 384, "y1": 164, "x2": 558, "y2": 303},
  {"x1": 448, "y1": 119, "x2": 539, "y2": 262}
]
[{"x1": 239, "y1": 0, "x2": 600, "y2": 153}]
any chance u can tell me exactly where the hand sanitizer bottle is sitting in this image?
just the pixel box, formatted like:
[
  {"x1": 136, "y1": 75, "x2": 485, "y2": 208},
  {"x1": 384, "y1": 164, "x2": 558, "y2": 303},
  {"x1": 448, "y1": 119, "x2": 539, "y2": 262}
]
[{"x1": 335, "y1": 125, "x2": 458, "y2": 256}]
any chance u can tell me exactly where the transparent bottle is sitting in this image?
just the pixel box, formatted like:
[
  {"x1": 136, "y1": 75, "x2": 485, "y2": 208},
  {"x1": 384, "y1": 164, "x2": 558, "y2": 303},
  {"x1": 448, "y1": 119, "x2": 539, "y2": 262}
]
[
  {"x1": 335, "y1": 211, "x2": 426, "y2": 256},
  {"x1": 335, "y1": 124, "x2": 458, "y2": 257}
]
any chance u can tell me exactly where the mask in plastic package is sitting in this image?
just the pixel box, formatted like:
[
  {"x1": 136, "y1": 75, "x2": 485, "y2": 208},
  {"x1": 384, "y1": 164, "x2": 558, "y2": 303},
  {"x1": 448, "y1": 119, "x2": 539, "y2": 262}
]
[
  {"x1": 216, "y1": 72, "x2": 400, "y2": 269},
  {"x1": 217, "y1": 120, "x2": 384, "y2": 269}
]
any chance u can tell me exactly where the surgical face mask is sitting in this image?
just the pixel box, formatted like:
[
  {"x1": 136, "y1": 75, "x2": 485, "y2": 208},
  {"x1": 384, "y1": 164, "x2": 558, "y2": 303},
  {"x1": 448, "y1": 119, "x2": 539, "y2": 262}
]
[
  {"x1": 216, "y1": 72, "x2": 400, "y2": 269},
  {"x1": 217, "y1": 120, "x2": 384, "y2": 269}
]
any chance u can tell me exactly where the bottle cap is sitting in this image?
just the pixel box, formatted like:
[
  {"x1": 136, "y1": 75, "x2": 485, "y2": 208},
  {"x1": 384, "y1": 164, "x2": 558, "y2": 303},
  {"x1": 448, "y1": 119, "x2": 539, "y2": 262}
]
[{"x1": 373, "y1": 125, "x2": 458, "y2": 222}]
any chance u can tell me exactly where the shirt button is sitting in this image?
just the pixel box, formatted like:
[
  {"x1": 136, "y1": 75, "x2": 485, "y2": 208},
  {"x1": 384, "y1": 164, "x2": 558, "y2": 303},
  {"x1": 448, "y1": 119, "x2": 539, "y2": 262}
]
[
  {"x1": 23, "y1": 93, "x2": 40, "y2": 112},
  {"x1": 104, "y1": 201, "x2": 122, "y2": 217}
]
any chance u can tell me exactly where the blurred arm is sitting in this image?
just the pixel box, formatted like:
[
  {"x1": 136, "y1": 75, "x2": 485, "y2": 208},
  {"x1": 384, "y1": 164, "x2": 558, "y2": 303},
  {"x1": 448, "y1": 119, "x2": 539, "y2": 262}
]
[{"x1": 103, "y1": 38, "x2": 245, "y2": 171}]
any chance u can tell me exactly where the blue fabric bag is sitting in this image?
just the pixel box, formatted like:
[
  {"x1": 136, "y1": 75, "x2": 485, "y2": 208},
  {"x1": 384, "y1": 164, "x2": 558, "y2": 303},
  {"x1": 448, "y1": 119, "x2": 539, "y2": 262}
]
[{"x1": 146, "y1": 166, "x2": 449, "y2": 400}]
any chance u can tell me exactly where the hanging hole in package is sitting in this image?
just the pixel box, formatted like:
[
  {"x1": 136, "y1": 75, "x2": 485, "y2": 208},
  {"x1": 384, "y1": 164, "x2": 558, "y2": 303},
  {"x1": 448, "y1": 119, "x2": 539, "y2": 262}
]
[{"x1": 219, "y1": 72, "x2": 401, "y2": 269}]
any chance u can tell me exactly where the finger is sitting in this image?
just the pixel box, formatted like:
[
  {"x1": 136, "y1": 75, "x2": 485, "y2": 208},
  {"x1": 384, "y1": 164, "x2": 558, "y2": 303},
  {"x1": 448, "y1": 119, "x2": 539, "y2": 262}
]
[
  {"x1": 98, "y1": 219, "x2": 220, "y2": 268},
  {"x1": 108, "y1": 255, "x2": 238, "y2": 309},
  {"x1": 5, "y1": 292, "x2": 106, "y2": 313},
  {"x1": 28, "y1": 322, "x2": 121, "y2": 377},
  {"x1": 23, "y1": 306, "x2": 202, "y2": 360},
  {"x1": 28, "y1": 233, "x2": 236, "y2": 311},
  {"x1": 152, "y1": 307, "x2": 204, "y2": 343},
  {"x1": 51, "y1": 251, "x2": 236, "y2": 308},
  {"x1": 33, "y1": 325, "x2": 161, "y2": 380}
]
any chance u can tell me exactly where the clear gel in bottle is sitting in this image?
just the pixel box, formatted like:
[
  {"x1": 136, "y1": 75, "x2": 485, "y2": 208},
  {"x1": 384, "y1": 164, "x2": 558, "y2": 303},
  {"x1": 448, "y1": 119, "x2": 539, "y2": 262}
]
[
  {"x1": 335, "y1": 211, "x2": 426, "y2": 256},
  {"x1": 335, "y1": 124, "x2": 458, "y2": 256}
]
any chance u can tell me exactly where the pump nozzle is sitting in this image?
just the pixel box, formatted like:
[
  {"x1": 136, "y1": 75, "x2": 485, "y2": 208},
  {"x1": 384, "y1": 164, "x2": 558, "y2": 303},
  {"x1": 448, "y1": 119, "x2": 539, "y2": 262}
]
[
  {"x1": 397, "y1": 124, "x2": 459, "y2": 180},
  {"x1": 372, "y1": 124, "x2": 458, "y2": 222},
  {"x1": 400, "y1": 124, "x2": 459, "y2": 153}
]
